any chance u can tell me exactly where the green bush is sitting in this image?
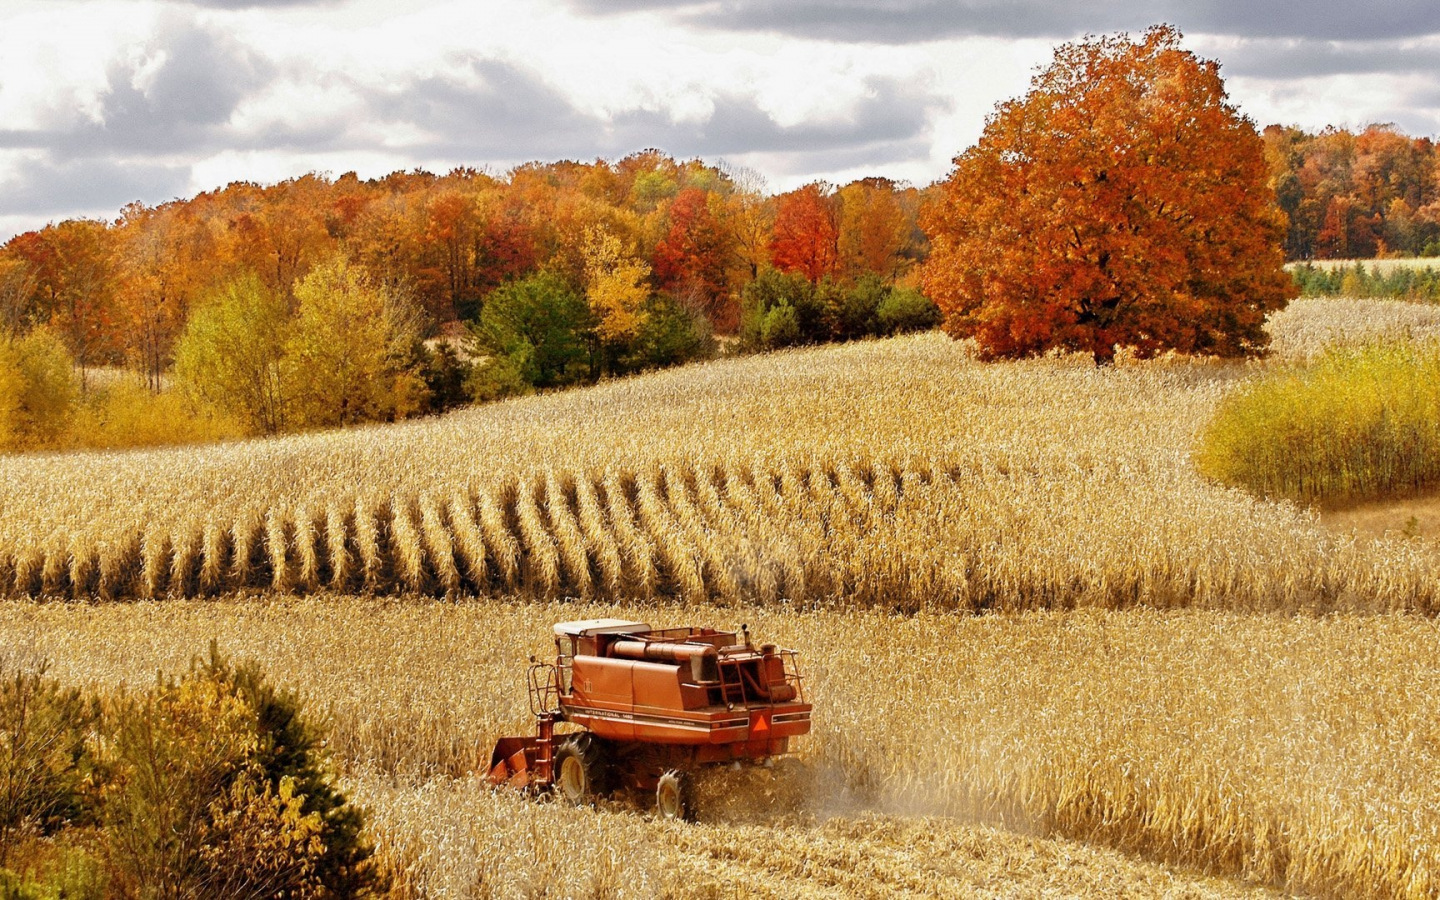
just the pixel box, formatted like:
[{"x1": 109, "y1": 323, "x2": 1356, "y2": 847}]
[
  {"x1": 1196, "y1": 337, "x2": 1440, "y2": 505},
  {"x1": 876, "y1": 287, "x2": 942, "y2": 334},
  {"x1": 618, "y1": 292, "x2": 715, "y2": 372},
  {"x1": 469, "y1": 272, "x2": 594, "y2": 389},
  {"x1": 741, "y1": 269, "x2": 942, "y2": 349}
]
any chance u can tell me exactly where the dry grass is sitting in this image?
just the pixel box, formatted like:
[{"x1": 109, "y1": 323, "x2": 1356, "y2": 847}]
[
  {"x1": 4, "y1": 299, "x2": 1440, "y2": 613},
  {"x1": 1264, "y1": 297, "x2": 1440, "y2": 360}
]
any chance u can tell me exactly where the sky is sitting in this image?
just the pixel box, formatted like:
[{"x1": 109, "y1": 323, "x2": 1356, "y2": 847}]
[{"x1": 2, "y1": 0, "x2": 1440, "y2": 241}]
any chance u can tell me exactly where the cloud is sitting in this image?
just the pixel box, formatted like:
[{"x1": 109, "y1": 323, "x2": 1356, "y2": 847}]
[
  {"x1": 177, "y1": 0, "x2": 343, "y2": 7},
  {"x1": 0, "y1": 155, "x2": 190, "y2": 217},
  {"x1": 1209, "y1": 38, "x2": 1440, "y2": 80},
  {"x1": 361, "y1": 57, "x2": 943, "y2": 167},
  {"x1": 0, "y1": 15, "x2": 272, "y2": 160},
  {"x1": 566, "y1": 0, "x2": 1440, "y2": 43}
]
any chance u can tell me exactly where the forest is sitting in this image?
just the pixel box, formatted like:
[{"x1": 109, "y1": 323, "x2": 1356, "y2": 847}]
[{"x1": 0, "y1": 154, "x2": 936, "y2": 450}]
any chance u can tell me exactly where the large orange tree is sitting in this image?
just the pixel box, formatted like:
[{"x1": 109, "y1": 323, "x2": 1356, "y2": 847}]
[{"x1": 922, "y1": 26, "x2": 1295, "y2": 364}]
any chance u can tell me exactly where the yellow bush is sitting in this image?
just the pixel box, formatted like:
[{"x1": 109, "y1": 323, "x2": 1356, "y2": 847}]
[
  {"x1": 0, "y1": 329, "x2": 79, "y2": 451},
  {"x1": 1196, "y1": 337, "x2": 1440, "y2": 505},
  {"x1": 67, "y1": 380, "x2": 245, "y2": 451}
]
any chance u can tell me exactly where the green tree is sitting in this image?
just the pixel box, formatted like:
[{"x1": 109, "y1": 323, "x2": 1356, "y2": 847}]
[
  {"x1": 469, "y1": 272, "x2": 593, "y2": 391},
  {"x1": 173, "y1": 273, "x2": 290, "y2": 435},
  {"x1": 285, "y1": 255, "x2": 427, "y2": 429}
]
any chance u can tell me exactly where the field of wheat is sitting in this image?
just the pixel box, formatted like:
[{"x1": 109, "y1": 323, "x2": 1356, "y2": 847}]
[
  {"x1": 4, "y1": 298, "x2": 1440, "y2": 614},
  {"x1": 1, "y1": 597, "x2": 1434, "y2": 898}
]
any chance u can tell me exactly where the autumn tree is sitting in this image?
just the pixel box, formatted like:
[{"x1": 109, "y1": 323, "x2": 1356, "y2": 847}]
[
  {"x1": 769, "y1": 183, "x2": 839, "y2": 283},
  {"x1": 173, "y1": 273, "x2": 290, "y2": 434},
  {"x1": 922, "y1": 25, "x2": 1295, "y2": 364},
  {"x1": 113, "y1": 202, "x2": 211, "y2": 391},
  {"x1": 7, "y1": 221, "x2": 120, "y2": 387},
  {"x1": 0, "y1": 256, "x2": 36, "y2": 336},
  {"x1": 652, "y1": 187, "x2": 734, "y2": 329},
  {"x1": 836, "y1": 178, "x2": 913, "y2": 283},
  {"x1": 285, "y1": 255, "x2": 427, "y2": 428},
  {"x1": 581, "y1": 225, "x2": 651, "y2": 369}
]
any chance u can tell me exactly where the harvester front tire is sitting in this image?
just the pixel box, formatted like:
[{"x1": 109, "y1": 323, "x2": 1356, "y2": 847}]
[
  {"x1": 655, "y1": 770, "x2": 692, "y2": 821},
  {"x1": 555, "y1": 734, "x2": 608, "y2": 806}
]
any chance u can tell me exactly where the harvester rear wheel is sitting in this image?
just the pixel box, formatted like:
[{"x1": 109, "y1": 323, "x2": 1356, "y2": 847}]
[
  {"x1": 555, "y1": 734, "x2": 609, "y2": 806},
  {"x1": 655, "y1": 770, "x2": 692, "y2": 821}
]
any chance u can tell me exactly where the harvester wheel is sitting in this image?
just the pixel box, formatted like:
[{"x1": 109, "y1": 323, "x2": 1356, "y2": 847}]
[
  {"x1": 655, "y1": 770, "x2": 692, "y2": 821},
  {"x1": 555, "y1": 734, "x2": 608, "y2": 806}
]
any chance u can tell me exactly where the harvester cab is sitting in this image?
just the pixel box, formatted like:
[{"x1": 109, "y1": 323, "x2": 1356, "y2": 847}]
[{"x1": 488, "y1": 619, "x2": 812, "y2": 820}]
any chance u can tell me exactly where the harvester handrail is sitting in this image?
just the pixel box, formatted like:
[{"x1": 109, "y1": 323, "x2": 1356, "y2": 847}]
[
  {"x1": 779, "y1": 648, "x2": 805, "y2": 703},
  {"x1": 527, "y1": 662, "x2": 561, "y2": 716}
]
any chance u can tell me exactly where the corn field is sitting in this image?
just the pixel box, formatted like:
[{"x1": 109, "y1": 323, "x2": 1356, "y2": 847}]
[
  {"x1": 4, "y1": 298, "x2": 1440, "y2": 896},
  {"x1": 3, "y1": 299, "x2": 1440, "y2": 612},
  {"x1": 1, "y1": 597, "x2": 1431, "y2": 898}
]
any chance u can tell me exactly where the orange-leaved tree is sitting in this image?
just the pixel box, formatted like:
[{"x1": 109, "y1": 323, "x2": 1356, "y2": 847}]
[
  {"x1": 921, "y1": 25, "x2": 1295, "y2": 364},
  {"x1": 770, "y1": 183, "x2": 839, "y2": 283}
]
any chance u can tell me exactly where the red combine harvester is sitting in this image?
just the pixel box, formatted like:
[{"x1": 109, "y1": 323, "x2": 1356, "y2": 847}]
[{"x1": 488, "y1": 619, "x2": 812, "y2": 819}]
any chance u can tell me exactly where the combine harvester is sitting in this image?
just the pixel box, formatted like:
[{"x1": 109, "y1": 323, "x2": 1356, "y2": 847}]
[{"x1": 488, "y1": 619, "x2": 812, "y2": 819}]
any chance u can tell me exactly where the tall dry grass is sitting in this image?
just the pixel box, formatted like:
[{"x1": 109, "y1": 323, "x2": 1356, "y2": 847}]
[
  {"x1": 0, "y1": 597, "x2": 1427, "y2": 898},
  {"x1": 4, "y1": 299, "x2": 1440, "y2": 612}
]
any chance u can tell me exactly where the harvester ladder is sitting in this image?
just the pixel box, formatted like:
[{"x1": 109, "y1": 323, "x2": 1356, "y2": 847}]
[
  {"x1": 533, "y1": 712, "x2": 556, "y2": 786},
  {"x1": 717, "y1": 660, "x2": 748, "y2": 706}
]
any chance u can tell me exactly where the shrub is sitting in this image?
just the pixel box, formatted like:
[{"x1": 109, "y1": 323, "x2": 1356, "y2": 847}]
[
  {"x1": 419, "y1": 342, "x2": 472, "y2": 413},
  {"x1": 0, "y1": 661, "x2": 97, "y2": 868},
  {"x1": 1196, "y1": 337, "x2": 1440, "y2": 505},
  {"x1": 618, "y1": 292, "x2": 715, "y2": 373},
  {"x1": 760, "y1": 302, "x2": 802, "y2": 349},
  {"x1": 876, "y1": 287, "x2": 942, "y2": 335},
  {"x1": 67, "y1": 380, "x2": 244, "y2": 451},
  {"x1": 0, "y1": 329, "x2": 79, "y2": 451},
  {"x1": 739, "y1": 270, "x2": 821, "y2": 349},
  {"x1": 822, "y1": 274, "x2": 883, "y2": 341},
  {"x1": 100, "y1": 644, "x2": 378, "y2": 899},
  {"x1": 470, "y1": 273, "x2": 594, "y2": 389}
]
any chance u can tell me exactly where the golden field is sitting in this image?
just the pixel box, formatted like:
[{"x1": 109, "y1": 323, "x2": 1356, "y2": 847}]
[{"x1": 5, "y1": 297, "x2": 1440, "y2": 896}]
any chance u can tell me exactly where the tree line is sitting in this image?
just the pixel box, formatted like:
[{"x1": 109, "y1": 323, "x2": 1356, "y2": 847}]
[
  {"x1": 0, "y1": 155, "x2": 937, "y2": 450},
  {"x1": 1264, "y1": 123, "x2": 1440, "y2": 260}
]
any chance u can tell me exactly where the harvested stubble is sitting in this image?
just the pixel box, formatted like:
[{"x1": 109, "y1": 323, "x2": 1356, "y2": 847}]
[
  {"x1": 4, "y1": 300, "x2": 1440, "y2": 612},
  {"x1": 1, "y1": 597, "x2": 1430, "y2": 898}
]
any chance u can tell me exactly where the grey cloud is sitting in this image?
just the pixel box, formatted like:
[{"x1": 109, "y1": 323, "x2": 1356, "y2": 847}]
[
  {"x1": 1215, "y1": 39, "x2": 1440, "y2": 80},
  {"x1": 368, "y1": 59, "x2": 599, "y2": 159},
  {"x1": 566, "y1": 0, "x2": 1440, "y2": 43},
  {"x1": 616, "y1": 79, "x2": 937, "y2": 156},
  {"x1": 0, "y1": 157, "x2": 190, "y2": 217},
  {"x1": 365, "y1": 57, "x2": 942, "y2": 167},
  {"x1": 9, "y1": 14, "x2": 272, "y2": 160}
]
